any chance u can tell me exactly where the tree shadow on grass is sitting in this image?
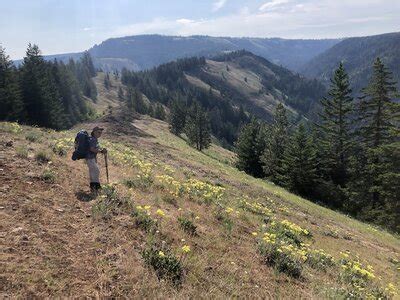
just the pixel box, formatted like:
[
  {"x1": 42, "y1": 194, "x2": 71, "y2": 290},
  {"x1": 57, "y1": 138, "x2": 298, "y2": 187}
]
[{"x1": 75, "y1": 190, "x2": 96, "y2": 202}]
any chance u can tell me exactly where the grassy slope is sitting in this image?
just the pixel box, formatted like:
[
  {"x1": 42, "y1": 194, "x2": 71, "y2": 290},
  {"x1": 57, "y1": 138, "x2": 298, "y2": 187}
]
[
  {"x1": 1, "y1": 77, "x2": 399, "y2": 298},
  {"x1": 186, "y1": 58, "x2": 298, "y2": 119}
]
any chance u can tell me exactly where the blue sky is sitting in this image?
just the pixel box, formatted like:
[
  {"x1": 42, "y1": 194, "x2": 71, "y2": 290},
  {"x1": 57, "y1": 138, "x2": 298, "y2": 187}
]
[{"x1": 1, "y1": 0, "x2": 399, "y2": 59}]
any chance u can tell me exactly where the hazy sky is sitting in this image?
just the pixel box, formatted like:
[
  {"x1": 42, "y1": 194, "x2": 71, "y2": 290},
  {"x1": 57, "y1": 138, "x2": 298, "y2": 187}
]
[{"x1": 1, "y1": 0, "x2": 399, "y2": 59}]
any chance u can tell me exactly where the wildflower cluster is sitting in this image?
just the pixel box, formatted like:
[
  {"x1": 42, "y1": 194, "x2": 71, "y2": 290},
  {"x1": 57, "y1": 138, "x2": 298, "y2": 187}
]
[
  {"x1": 52, "y1": 137, "x2": 74, "y2": 156},
  {"x1": 339, "y1": 252, "x2": 375, "y2": 283},
  {"x1": 240, "y1": 198, "x2": 272, "y2": 216},
  {"x1": 183, "y1": 179, "x2": 225, "y2": 204},
  {"x1": 307, "y1": 248, "x2": 335, "y2": 271},
  {"x1": 0, "y1": 122, "x2": 22, "y2": 133},
  {"x1": 133, "y1": 205, "x2": 158, "y2": 232},
  {"x1": 156, "y1": 175, "x2": 225, "y2": 204},
  {"x1": 255, "y1": 219, "x2": 312, "y2": 278},
  {"x1": 156, "y1": 174, "x2": 184, "y2": 197},
  {"x1": 104, "y1": 142, "x2": 154, "y2": 185}
]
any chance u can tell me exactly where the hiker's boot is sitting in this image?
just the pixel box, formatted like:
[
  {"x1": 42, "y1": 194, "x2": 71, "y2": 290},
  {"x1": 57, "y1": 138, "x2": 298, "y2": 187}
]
[{"x1": 90, "y1": 182, "x2": 96, "y2": 193}]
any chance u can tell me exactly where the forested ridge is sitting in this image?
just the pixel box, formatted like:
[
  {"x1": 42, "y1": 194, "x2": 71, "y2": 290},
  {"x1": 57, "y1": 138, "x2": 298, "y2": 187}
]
[{"x1": 120, "y1": 51, "x2": 326, "y2": 147}]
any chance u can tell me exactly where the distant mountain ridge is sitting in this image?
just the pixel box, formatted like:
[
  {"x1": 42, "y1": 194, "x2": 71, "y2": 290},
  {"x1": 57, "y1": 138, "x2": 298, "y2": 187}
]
[
  {"x1": 88, "y1": 35, "x2": 340, "y2": 72},
  {"x1": 301, "y1": 31, "x2": 400, "y2": 92},
  {"x1": 19, "y1": 34, "x2": 340, "y2": 73}
]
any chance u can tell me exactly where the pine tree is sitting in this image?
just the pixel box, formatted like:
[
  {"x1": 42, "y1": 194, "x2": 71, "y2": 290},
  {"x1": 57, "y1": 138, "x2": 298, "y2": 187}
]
[
  {"x1": 235, "y1": 118, "x2": 266, "y2": 177},
  {"x1": 0, "y1": 46, "x2": 24, "y2": 121},
  {"x1": 358, "y1": 58, "x2": 398, "y2": 148},
  {"x1": 261, "y1": 103, "x2": 289, "y2": 184},
  {"x1": 184, "y1": 102, "x2": 211, "y2": 151},
  {"x1": 154, "y1": 103, "x2": 166, "y2": 120},
  {"x1": 281, "y1": 124, "x2": 318, "y2": 196},
  {"x1": 20, "y1": 44, "x2": 64, "y2": 129},
  {"x1": 169, "y1": 98, "x2": 186, "y2": 135},
  {"x1": 104, "y1": 72, "x2": 111, "y2": 90},
  {"x1": 352, "y1": 58, "x2": 399, "y2": 208},
  {"x1": 318, "y1": 63, "x2": 354, "y2": 186}
]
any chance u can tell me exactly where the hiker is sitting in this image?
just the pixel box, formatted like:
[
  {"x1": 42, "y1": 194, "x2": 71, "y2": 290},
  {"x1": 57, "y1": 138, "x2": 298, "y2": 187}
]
[{"x1": 86, "y1": 126, "x2": 107, "y2": 192}]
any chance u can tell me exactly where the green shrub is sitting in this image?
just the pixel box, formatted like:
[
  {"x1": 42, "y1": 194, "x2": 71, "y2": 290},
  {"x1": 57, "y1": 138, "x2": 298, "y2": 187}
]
[
  {"x1": 258, "y1": 240, "x2": 303, "y2": 278},
  {"x1": 178, "y1": 216, "x2": 197, "y2": 236},
  {"x1": 215, "y1": 208, "x2": 234, "y2": 234},
  {"x1": 92, "y1": 184, "x2": 131, "y2": 220},
  {"x1": 41, "y1": 168, "x2": 56, "y2": 183},
  {"x1": 132, "y1": 208, "x2": 158, "y2": 233},
  {"x1": 142, "y1": 247, "x2": 183, "y2": 285},
  {"x1": 15, "y1": 145, "x2": 28, "y2": 158},
  {"x1": 35, "y1": 150, "x2": 52, "y2": 164},
  {"x1": 124, "y1": 176, "x2": 153, "y2": 190},
  {"x1": 306, "y1": 249, "x2": 335, "y2": 271},
  {"x1": 25, "y1": 131, "x2": 41, "y2": 142}
]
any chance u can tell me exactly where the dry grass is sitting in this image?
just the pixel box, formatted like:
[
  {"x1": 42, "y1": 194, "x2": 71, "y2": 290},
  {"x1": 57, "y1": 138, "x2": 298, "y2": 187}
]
[{"x1": 1, "y1": 80, "x2": 399, "y2": 298}]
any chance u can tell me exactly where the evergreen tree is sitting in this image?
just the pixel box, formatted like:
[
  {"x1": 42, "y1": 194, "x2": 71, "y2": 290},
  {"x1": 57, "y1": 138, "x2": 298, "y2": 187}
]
[
  {"x1": 126, "y1": 87, "x2": 147, "y2": 114},
  {"x1": 0, "y1": 46, "x2": 24, "y2": 121},
  {"x1": 358, "y1": 58, "x2": 398, "y2": 148},
  {"x1": 20, "y1": 44, "x2": 64, "y2": 129},
  {"x1": 352, "y1": 58, "x2": 399, "y2": 208},
  {"x1": 154, "y1": 103, "x2": 166, "y2": 120},
  {"x1": 169, "y1": 98, "x2": 186, "y2": 135},
  {"x1": 80, "y1": 51, "x2": 96, "y2": 77},
  {"x1": 75, "y1": 52, "x2": 97, "y2": 101},
  {"x1": 261, "y1": 103, "x2": 289, "y2": 184},
  {"x1": 184, "y1": 102, "x2": 211, "y2": 151},
  {"x1": 318, "y1": 63, "x2": 354, "y2": 186},
  {"x1": 235, "y1": 118, "x2": 266, "y2": 177},
  {"x1": 281, "y1": 124, "x2": 318, "y2": 196},
  {"x1": 104, "y1": 72, "x2": 111, "y2": 90}
]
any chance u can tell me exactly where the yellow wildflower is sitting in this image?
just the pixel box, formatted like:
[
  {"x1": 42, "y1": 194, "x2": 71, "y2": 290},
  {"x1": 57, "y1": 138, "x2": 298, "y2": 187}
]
[
  {"x1": 182, "y1": 245, "x2": 191, "y2": 253},
  {"x1": 156, "y1": 209, "x2": 165, "y2": 217}
]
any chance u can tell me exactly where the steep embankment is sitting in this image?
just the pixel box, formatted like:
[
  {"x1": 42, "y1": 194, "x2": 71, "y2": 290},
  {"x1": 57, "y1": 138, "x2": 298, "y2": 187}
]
[{"x1": 1, "y1": 78, "x2": 399, "y2": 298}]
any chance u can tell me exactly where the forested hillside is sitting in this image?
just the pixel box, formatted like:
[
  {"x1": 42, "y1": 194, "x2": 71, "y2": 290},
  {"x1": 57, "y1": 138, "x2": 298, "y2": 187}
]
[
  {"x1": 1, "y1": 45, "x2": 97, "y2": 129},
  {"x1": 120, "y1": 50, "x2": 326, "y2": 146},
  {"x1": 301, "y1": 32, "x2": 400, "y2": 92},
  {"x1": 236, "y1": 60, "x2": 400, "y2": 232}
]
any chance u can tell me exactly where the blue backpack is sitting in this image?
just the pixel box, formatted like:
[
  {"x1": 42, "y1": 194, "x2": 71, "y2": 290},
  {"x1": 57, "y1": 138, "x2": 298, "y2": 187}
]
[{"x1": 72, "y1": 130, "x2": 90, "y2": 161}]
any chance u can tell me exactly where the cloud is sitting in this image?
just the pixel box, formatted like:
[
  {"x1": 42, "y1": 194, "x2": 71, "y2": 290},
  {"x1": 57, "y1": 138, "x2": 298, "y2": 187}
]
[
  {"x1": 212, "y1": 0, "x2": 227, "y2": 12},
  {"x1": 259, "y1": 0, "x2": 291, "y2": 12},
  {"x1": 176, "y1": 18, "x2": 195, "y2": 25},
  {"x1": 111, "y1": 0, "x2": 400, "y2": 39}
]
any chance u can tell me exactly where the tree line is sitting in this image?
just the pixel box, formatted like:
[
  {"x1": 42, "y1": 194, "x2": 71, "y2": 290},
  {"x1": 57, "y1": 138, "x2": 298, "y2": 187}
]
[
  {"x1": 236, "y1": 59, "x2": 400, "y2": 232},
  {"x1": 0, "y1": 44, "x2": 97, "y2": 129}
]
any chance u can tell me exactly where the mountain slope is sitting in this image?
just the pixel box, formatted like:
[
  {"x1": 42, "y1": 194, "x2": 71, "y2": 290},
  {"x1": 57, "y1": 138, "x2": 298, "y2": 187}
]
[
  {"x1": 301, "y1": 32, "x2": 400, "y2": 92},
  {"x1": 1, "y1": 77, "x2": 399, "y2": 298},
  {"x1": 90, "y1": 35, "x2": 340, "y2": 72},
  {"x1": 122, "y1": 51, "x2": 325, "y2": 145}
]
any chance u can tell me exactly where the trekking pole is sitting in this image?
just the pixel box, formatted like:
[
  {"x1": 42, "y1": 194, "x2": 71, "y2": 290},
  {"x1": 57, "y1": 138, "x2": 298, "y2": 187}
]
[{"x1": 104, "y1": 152, "x2": 109, "y2": 184}]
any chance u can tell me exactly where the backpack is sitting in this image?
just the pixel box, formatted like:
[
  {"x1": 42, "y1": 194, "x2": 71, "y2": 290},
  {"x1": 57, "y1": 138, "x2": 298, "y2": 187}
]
[{"x1": 72, "y1": 130, "x2": 90, "y2": 161}]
